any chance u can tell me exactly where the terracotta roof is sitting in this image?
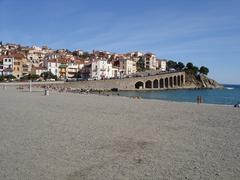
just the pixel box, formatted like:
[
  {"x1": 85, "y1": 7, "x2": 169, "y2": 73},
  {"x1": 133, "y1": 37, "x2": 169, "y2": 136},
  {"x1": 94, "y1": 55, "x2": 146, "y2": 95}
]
[
  {"x1": 0, "y1": 53, "x2": 25, "y2": 60},
  {"x1": 0, "y1": 55, "x2": 11, "y2": 60},
  {"x1": 35, "y1": 67, "x2": 47, "y2": 70},
  {"x1": 48, "y1": 58, "x2": 68, "y2": 63},
  {"x1": 13, "y1": 53, "x2": 25, "y2": 59},
  {"x1": 74, "y1": 60, "x2": 85, "y2": 64}
]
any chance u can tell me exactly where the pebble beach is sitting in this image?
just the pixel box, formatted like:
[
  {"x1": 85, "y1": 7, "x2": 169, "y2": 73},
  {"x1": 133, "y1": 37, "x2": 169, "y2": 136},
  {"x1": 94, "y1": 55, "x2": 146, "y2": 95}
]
[{"x1": 0, "y1": 87, "x2": 239, "y2": 179}]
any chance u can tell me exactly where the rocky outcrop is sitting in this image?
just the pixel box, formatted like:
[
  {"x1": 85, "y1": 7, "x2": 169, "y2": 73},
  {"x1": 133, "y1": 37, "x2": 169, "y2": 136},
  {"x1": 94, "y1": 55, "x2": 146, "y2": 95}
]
[{"x1": 185, "y1": 73, "x2": 223, "y2": 89}]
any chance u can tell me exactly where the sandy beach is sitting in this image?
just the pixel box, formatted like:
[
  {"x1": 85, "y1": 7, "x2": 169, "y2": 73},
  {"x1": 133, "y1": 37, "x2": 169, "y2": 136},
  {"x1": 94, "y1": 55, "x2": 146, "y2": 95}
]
[{"x1": 0, "y1": 87, "x2": 239, "y2": 180}]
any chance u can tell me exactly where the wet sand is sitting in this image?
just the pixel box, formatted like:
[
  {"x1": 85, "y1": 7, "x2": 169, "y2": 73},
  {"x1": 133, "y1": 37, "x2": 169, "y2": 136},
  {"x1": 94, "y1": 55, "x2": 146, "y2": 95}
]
[{"x1": 0, "y1": 87, "x2": 239, "y2": 179}]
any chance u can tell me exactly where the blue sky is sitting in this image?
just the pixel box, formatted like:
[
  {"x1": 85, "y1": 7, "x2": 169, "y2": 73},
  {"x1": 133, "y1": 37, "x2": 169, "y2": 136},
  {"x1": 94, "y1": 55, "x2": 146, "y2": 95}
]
[{"x1": 0, "y1": 0, "x2": 240, "y2": 84}]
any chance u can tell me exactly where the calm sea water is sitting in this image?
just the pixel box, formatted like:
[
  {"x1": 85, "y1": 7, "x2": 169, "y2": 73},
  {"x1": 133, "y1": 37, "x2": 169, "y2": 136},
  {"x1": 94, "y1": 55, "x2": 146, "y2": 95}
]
[{"x1": 118, "y1": 85, "x2": 240, "y2": 105}]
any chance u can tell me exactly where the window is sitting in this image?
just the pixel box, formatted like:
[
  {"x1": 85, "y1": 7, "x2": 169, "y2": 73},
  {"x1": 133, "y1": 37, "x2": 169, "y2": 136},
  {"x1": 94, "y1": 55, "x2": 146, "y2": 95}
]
[{"x1": 8, "y1": 59, "x2": 11, "y2": 62}]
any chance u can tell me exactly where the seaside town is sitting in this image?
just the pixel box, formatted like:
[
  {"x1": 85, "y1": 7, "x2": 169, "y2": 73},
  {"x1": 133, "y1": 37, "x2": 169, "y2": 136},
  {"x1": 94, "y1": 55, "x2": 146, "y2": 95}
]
[
  {"x1": 0, "y1": 42, "x2": 170, "y2": 81},
  {"x1": 1, "y1": 1, "x2": 240, "y2": 179}
]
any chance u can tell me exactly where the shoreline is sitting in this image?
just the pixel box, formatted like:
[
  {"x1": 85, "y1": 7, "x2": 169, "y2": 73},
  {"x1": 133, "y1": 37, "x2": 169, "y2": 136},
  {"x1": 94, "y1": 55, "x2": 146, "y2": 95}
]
[{"x1": 6, "y1": 85, "x2": 235, "y2": 107}]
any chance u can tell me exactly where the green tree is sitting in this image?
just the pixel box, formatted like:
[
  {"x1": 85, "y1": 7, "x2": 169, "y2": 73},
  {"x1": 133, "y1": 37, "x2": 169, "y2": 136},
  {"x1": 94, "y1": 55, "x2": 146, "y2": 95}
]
[
  {"x1": 0, "y1": 75, "x2": 16, "y2": 81},
  {"x1": 199, "y1": 66, "x2": 209, "y2": 75},
  {"x1": 0, "y1": 76, "x2": 4, "y2": 81},
  {"x1": 185, "y1": 62, "x2": 199, "y2": 75},
  {"x1": 136, "y1": 57, "x2": 145, "y2": 71},
  {"x1": 5, "y1": 75, "x2": 16, "y2": 80},
  {"x1": 186, "y1": 62, "x2": 194, "y2": 70},
  {"x1": 167, "y1": 60, "x2": 177, "y2": 69},
  {"x1": 192, "y1": 66, "x2": 199, "y2": 75},
  {"x1": 21, "y1": 74, "x2": 40, "y2": 80},
  {"x1": 40, "y1": 71, "x2": 57, "y2": 80},
  {"x1": 175, "y1": 62, "x2": 185, "y2": 70}
]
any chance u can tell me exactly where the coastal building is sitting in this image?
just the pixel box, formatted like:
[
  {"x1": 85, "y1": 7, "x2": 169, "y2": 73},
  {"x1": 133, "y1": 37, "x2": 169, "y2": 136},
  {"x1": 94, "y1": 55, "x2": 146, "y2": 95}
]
[
  {"x1": 2, "y1": 56, "x2": 14, "y2": 76},
  {"x1": 47, "y1": 59, "x2": 61, "y2": 77},
  {"x1": 46, "y1": 58, "x2": 85, "y2": 79},
  {"x1": 0, "y1": 59, "x2": 3, "y2": 76},
  {"x1": 45, "y1": 53, "x2": 59, "y2": 60},
  {"x1": 93, "y1": 51, "x2": 112, "y2": 59},
  {"x1": 22, "y1": 63, "x2": 32, "y2": 77},
  {"x1": 12, "y1": 54, "x2": 28, "y2": 79},
  {"x1": 3, "y1": 56, "x2": 14, "y2": 70},
  {"x1": 31, "y1": 66, "x2": 48, "y2": 76},
  {"x1": 59, "y1": 63, "x2": 68, "y2": 79},
  {"x1": 119, "y1": 58, "x2": 137, "y2": 76},
  {"x1": 80, "y1": 63, "x2": 91, "y2": 80},
  {"x1": 73, "y1": 49, "x2": 84, "y2": 56},
  {"x1": 27, "y1": 51, "x2": 45, "y2": 67},
  {"x1": 67, "y1": 60, "x2": 85, "y2": 79},
  {"x1": 112, "y1": 66, "x2": 120, "y2": 78},
  {"x1": 2, "y1": 44, "x2": 20, "y2": 51},
  {"x1": 143, "y1": 53, "x2": 158, "y2": 70},
  {"x1": 158, "y1": 60, "x2": 167, "y2": 71},
  {"x1": 91, "y1": 58, "x2": 113, "y2": 80},
  {"x1": 129, "y1": 51, "x2": 144, "y2": 58}
]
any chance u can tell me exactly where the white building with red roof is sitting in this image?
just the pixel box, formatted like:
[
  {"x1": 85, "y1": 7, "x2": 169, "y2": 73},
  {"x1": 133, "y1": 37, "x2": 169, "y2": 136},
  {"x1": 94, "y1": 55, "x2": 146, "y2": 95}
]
[{"x1": 91, "y1": 58, "x2": 113, "y2": 80}]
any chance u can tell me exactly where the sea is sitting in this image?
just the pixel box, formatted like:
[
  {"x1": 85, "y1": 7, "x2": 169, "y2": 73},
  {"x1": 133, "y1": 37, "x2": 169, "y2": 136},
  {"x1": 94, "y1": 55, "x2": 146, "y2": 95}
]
[{"x1": 118, "y1": 85, "x2": 240, "y2": 105}]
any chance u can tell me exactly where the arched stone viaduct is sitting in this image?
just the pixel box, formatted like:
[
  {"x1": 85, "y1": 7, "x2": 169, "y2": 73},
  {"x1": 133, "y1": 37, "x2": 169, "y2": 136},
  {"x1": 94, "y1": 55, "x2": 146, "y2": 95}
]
[
  {"x1": 131, "y1": 71, "x2": 185, "y2": 90},
  {"x1": 64, "y1": 71, "x2": 186, "y2": 90}
]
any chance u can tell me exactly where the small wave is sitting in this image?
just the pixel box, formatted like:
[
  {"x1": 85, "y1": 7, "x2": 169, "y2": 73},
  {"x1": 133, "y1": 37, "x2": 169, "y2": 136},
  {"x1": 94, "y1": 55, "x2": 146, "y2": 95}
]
[{"x1": 225, "y1": 87, "x2": 234, "y2": 90}]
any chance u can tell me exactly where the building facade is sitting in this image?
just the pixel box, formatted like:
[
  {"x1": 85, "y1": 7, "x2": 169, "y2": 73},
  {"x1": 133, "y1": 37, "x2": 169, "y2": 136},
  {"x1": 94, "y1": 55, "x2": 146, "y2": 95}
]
[
  {"x1": 158, "y1": 60, "x2": 167, "y2": 71},
  {"x1": 2, "y1": 56, "x2": 14, "y2": 76},
  {"x1": 143, "y1": 53, "x2": 158, "y2": 70},
  {"x1": 91, "y1": 59, "x2": 113, "y2": 80},
  {"x1": 119, "y1": 59, "x2": 137, "y2": 76}
]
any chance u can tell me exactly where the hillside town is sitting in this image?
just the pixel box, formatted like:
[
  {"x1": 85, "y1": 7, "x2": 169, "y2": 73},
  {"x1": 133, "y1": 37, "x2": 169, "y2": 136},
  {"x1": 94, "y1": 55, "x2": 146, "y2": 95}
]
[{"x1": 0, "y1": 42, "x2": 168, "y2": 81}]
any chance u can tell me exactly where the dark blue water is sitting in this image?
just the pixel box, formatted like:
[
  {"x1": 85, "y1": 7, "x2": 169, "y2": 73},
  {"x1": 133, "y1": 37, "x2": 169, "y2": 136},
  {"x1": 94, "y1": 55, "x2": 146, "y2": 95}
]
[{"x1": 118, "y1": 85, "x2": 240, "y2": 105}]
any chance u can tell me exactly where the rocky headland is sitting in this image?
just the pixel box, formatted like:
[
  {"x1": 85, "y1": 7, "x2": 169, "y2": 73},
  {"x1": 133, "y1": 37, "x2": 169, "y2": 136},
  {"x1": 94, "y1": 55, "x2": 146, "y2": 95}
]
[{"x1": 185, "y1": 72, "x2": 223, "y2": 89}]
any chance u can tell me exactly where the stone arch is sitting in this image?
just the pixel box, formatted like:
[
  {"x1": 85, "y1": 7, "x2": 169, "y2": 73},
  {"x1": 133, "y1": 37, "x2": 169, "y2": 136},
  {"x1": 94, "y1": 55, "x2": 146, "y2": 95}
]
[
  {"x1": 177, "y1": 75, "x2": 181, "y2": 86},
  {"x1": 174, "y1": 76, "x2": 177, "y2": 86},
  {"x1": 165, "y1": 78, "x2": 169, "y2": 88},
  {"x1": 135, "y1": 81, "x2": 144, "y2": 89},
  {"x1": 169, "y1": 77, "x2": 173, "y2": 88},
  {"x1": 145, "y1": 80, "x2": 152, "y2": 89},
  {"x1": 160, "y1": 78, "x2": 164, "y2": 88},
  {"x1": 153, "y1": 79, "x2": 158, "y2": 88}
]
